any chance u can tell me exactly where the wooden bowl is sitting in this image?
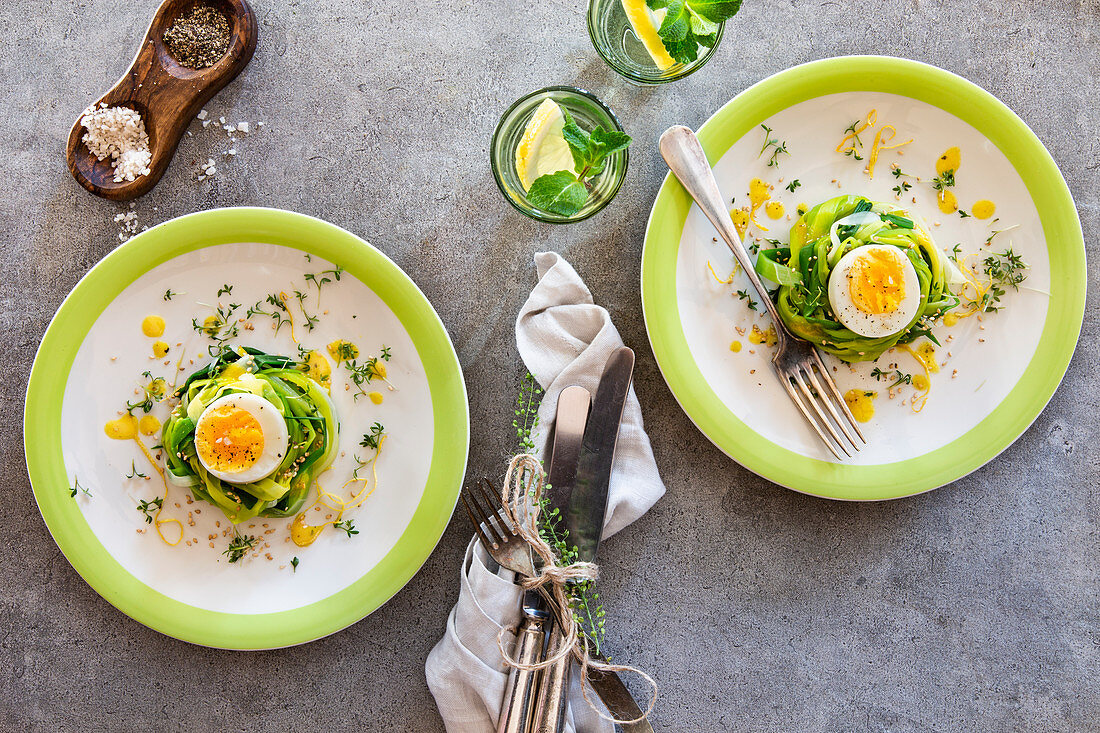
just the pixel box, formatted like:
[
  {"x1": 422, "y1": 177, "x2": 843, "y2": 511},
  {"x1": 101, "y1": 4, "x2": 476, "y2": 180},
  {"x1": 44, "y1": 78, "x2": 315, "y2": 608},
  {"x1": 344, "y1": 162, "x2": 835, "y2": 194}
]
[{"x1": 66, "y1": 0, "x2": 257, "y2": 201}]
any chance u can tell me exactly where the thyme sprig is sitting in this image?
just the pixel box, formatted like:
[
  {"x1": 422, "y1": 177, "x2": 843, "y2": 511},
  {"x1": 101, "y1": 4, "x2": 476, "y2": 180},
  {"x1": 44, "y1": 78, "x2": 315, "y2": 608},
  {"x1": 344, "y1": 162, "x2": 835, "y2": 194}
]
[
  {"x1": 871, "y1": 367, "x2": 913, "y2": 389},
  {"x1": 69, "y1": 477, "x2": 91, "y2": 498}
]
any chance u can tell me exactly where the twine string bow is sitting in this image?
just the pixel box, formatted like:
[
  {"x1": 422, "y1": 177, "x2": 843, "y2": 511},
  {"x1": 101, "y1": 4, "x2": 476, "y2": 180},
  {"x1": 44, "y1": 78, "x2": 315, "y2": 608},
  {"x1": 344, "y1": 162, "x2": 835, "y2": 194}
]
[{"x1": 492, "y1": 454, "x2": 657, "y2": 725}]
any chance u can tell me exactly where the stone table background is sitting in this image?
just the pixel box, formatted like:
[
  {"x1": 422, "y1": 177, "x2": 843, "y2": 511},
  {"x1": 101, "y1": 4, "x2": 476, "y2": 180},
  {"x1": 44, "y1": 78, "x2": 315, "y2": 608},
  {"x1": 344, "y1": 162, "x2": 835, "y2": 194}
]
[{"x1": 2, "y1": 1, "x2": 1097, "y2": 731}]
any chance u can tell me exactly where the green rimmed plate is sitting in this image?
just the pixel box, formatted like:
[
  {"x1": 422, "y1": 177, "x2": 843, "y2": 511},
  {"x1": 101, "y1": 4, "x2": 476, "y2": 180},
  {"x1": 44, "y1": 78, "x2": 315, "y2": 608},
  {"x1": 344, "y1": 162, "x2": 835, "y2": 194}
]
[
  {"x1": 641, "y1": 56, "x2": 1084, "y2": 500},
  {"x1": 25, "y1": 207, "x2": 469, "y2": 648}
]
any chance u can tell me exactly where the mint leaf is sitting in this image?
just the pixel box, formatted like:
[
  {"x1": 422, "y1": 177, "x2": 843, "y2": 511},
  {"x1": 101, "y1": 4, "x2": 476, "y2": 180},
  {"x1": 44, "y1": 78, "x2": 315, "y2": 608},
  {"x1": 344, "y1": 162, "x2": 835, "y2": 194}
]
[
  {"x1": 648, "y1": 0, "x2": 742, "y2": 65},
  {"x1": 687, "y1": 0, "x2": 742, "y2": 22},
  {"x1": 590, "y1": 128, "x2": 632, "y2": 157},
  {"x1": 527, "y1": 171, "x2": 589, "y2": 217},
  {"x1": 561, "y1": 110, "x2": 592, "y2": 174}
]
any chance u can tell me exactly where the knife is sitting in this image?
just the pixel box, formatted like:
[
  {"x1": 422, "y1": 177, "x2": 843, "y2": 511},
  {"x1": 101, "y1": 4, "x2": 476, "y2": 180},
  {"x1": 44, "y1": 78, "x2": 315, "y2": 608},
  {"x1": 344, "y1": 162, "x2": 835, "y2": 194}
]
[
  {"x1": 498, "y1": 385, "x2": 591, "y2": 733},
  {"x1": 531, "y1": 347, "x2": 636, "y2": 733}
]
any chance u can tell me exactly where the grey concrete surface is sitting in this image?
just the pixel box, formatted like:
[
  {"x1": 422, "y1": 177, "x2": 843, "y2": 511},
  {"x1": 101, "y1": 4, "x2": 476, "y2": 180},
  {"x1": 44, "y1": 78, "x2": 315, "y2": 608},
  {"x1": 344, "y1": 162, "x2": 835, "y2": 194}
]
[{"x1": 2, "y1": 1, "x2": 1097, "y2": 731}]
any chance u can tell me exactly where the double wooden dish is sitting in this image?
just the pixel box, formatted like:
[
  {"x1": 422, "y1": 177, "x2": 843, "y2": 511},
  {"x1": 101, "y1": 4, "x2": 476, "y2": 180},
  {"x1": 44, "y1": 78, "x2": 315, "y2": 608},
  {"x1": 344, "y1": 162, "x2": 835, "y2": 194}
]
[{"x1": 66, "y1": 0, "x2": 257, "y2": 201}]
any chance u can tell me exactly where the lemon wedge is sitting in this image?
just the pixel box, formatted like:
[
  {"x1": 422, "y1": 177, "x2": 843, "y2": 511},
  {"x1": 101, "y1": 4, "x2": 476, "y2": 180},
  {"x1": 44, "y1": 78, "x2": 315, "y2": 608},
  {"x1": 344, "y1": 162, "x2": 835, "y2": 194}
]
[
  {"x1": 621, "y1": 0, "x2": 675, "y2": 71},
  {"x1": 515, "y1": 99, "x2": 575, "y2": 191}
]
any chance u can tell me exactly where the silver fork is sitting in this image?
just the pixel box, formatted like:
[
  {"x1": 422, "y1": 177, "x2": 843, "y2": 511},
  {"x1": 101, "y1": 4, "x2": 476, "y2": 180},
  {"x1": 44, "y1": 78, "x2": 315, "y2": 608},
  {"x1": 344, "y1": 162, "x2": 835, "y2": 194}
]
[
  {"x1": 461, "y1": 479, "x2": 558, "y2": 733},
  {"x1": 659, "y1": 125, "x2": 866, "y2": 459}
]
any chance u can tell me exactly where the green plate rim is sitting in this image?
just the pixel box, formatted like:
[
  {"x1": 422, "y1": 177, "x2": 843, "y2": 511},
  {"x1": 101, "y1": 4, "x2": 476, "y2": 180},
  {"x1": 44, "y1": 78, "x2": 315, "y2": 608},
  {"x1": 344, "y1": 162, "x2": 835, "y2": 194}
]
[
  {"x1": 24, "y1": 207, "x2": 470, "y2": 649},
  {"x1": 641, "y1": 56, "x2": 1085, "y2": 500}
]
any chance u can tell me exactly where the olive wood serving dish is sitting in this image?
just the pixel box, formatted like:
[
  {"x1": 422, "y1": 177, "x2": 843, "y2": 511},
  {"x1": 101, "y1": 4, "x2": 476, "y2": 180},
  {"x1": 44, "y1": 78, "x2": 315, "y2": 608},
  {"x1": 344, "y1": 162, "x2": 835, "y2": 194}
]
[{"x1": 66, "y1": 0, "x2": 257, "y2": 201}]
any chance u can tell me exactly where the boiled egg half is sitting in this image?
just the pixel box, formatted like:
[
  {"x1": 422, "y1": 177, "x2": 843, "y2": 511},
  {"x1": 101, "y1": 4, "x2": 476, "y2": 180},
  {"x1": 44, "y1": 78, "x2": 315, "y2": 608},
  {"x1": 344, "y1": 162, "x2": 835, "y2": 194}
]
[
  {"x1": 194, "y1": 393, "x2": 289, "y2": 484},
  {"x1": 828, "y1": 244, "x2": 920, "y2": 338}
]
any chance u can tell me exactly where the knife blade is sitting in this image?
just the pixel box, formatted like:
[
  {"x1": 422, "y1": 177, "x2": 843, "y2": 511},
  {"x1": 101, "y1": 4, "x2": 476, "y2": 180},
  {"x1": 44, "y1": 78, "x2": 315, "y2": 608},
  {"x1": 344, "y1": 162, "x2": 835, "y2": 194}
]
[
  {"x1": 530, "y1": 347, "x2": 635, "y2": 733},
  {"x1": 565, "y1": 346, "x2": 634, "y2": 563},
  {"x1": 498, "y1": 386, "x2": 590, "y2": 733}
]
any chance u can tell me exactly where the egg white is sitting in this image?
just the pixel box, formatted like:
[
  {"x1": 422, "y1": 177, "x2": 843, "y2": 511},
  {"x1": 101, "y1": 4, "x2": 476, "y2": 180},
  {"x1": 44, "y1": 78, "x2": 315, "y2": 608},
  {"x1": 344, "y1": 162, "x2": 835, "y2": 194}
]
[
  {"x1": 828, "y1": 244, "x2": 920, "y2": 338},
  {"x1": 194, "y1": 392, "x2": 290, "y2": 485}
]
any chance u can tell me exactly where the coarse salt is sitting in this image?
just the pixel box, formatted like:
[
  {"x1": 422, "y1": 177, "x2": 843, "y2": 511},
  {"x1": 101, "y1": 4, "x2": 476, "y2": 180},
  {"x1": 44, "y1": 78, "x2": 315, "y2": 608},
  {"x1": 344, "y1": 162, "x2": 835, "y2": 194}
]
[{"x1": 80, "y1": 103, "x2": 152, "y2": 182}]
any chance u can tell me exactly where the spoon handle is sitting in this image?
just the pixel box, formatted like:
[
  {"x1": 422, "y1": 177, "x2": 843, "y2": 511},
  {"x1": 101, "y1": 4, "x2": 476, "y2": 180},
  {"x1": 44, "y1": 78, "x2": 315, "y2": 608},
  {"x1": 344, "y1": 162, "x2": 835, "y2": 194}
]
[{"x1": 658, "y1": 125, "x2": 787, "y2": 333}]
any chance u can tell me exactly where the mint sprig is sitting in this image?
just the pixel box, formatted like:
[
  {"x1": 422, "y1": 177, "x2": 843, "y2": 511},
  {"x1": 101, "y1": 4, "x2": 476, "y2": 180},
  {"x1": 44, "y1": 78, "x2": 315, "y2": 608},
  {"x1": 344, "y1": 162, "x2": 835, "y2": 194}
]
[
  {"x1": 645, "y1": 0, "x2": 743, "y2": 65},
  {"x1": 526, "y1": 110, "x2": 631, "y2": 218}
]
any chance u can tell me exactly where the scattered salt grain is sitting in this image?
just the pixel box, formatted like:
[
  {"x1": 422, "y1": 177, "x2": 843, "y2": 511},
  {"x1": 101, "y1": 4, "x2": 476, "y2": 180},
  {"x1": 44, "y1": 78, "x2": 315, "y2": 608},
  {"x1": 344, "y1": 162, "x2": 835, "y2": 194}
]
[{"x1": 80, "y1": 103, "x2": 152, "y2": 182}]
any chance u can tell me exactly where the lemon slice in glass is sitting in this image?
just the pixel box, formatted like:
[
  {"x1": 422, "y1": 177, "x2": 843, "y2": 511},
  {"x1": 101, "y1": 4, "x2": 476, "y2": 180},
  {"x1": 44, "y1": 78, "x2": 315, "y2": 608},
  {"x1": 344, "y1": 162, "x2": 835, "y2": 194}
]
[
  {"x1": 621, "y1": 0, "x2": 675, "y2": 71},
  {"x1": 515, "y1": 99, "x2": 576, "y2": 192}
]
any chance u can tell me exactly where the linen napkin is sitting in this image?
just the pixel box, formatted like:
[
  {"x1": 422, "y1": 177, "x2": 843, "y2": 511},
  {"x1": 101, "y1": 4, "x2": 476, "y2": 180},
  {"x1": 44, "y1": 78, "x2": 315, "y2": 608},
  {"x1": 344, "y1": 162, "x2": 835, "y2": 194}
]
[{"x1": 425, "y1": 252, "x2": 666, "y2": 732}]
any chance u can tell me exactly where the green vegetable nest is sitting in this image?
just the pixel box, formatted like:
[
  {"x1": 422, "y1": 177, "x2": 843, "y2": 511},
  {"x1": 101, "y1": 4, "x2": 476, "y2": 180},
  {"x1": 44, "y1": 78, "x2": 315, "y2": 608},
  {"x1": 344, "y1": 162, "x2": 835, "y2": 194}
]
[
  {"x1": 754, "y1": 195, "x2": 958, "y2": 362},
  {"x1": 161, "y1": 347, "x2": 338, "y2": 524}
]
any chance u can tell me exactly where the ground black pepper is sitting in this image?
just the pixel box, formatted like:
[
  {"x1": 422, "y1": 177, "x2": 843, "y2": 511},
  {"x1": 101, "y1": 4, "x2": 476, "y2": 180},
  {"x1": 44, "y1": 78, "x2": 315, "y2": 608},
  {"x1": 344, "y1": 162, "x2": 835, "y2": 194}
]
[{"x1": 163, "y1": 5, "x2": 231, "y2": 69}]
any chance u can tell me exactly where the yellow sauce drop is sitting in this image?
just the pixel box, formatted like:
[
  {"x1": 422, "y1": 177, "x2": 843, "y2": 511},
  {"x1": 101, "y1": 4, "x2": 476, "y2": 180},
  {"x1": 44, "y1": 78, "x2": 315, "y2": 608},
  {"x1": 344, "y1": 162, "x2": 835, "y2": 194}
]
[
  {"x1": 152, "y1": 340, "x2": 169, "y2": 358},
  {"x1": 748, "y1": 324, "x2": 778, "y2": 346},
  {"x1": 937, "y1": 189, "x2": 958, "y2": 214},
  {"x1": 104, "y1": 414, "x2": 138, "y2": 440},
  {"x1": 201, "y1": 315, "x2": 221, "y2": 336},
  {"x1": 796, "y1": 202, "x2": 808, "y2": 216},
  {"x1": 903, "y1": 342, "x2": 940, "y2": 374},
  {"x1": 290, "y1": 512, "x2": 325, "y2": 547},
  {"x1": 844, "y1": 390, "x2": 876, "y2": 423},
  {"x1": 942, "y1": 312, "x2": 959, "y2": 327},
  {"x1": 368, "y1": 391, "x2": 384, "y2": 405},
  {"x1": 306, "y1": 350, "x2": 331, "y2": 388},
  {"x1": 912, "y1": 374, "x2": 930, "y2": 391},
  {"x1": 141, "y1": 315, "x2": 165, "y2": 338},
  {"x1": 730, "y1": 208, "x2": 750, "y2": 238},
  {"x1": 747, "y1": 178, "x2": 772, "y2": 230},
  {"x1": 327, "y1": 339, "x2": 359, "y2": 364},
  {"x1": 936, "y1": 147, "x2": 961, "y2": 175},
  {"x1": 972, "y1": 200, "x2": 996, "y2": 219},
  {"x1": 765, "y1": 201, "x2": 785, "y2": 220},
  {"x1": 729, "y1": 340, "x2": 742, "y2": 353},
  {"x1": 139, "y1": 415, "x2": 161, "y2": 436}
]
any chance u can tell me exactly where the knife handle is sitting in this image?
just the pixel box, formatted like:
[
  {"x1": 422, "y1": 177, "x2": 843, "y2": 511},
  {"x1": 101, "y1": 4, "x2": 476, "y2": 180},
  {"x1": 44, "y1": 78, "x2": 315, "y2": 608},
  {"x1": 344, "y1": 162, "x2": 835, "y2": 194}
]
[
  {"x1": 530, "y1": 624, "x2": 570, "y2": 733},
  {"x1": 497, "y1": 613, "x2": 545, "y2": 733}
]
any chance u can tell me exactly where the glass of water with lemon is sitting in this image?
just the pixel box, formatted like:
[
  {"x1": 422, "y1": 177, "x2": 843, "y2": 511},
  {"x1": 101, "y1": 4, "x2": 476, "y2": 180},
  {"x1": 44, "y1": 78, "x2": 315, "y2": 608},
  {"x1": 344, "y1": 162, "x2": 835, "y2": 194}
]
[
  {"x1": 588, "y1": 0, "x2": 740, "y2": 84},
  {"x1": 491, "y1": 86, "x2": 630, "y2": 223}
]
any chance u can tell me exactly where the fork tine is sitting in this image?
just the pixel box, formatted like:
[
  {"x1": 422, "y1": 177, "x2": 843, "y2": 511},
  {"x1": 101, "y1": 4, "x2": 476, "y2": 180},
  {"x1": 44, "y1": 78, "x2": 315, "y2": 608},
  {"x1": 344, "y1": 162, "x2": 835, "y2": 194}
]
[
  {"x1": 464, "y1": 485, "x2": 502, "y2": 547},
  {"x1": 791, "y1": 370, "x2": 851, "y2": 457},
  {"x1": 460, "y1": 493, "x2": 494, "y2": 549},
  {"x1": 778, "y1": 372, "x2": 843, "y2": 460},
  {"x1": 810, "y1": 350, "x2": 867, "y2": 444},
  {"x1": 477, "y1": 479, "x2": 515, "y2": 538},
  {"x1": 804, "y1": 365, "x2": 861, "y2": 451}
]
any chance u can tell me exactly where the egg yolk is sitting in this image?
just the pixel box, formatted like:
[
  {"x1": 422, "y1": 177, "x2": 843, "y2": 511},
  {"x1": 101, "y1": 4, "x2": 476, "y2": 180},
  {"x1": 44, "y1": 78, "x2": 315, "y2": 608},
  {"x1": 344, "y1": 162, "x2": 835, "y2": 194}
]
[
  {"x1": 141, "y1": 315, "x2": 165, "y2": 337},
  {"x1": 847, "y1": 249, "x2": 906, "y2": 314},
  {"x1": 195, "y1": 405, "x2": 265, "y2": 474}
]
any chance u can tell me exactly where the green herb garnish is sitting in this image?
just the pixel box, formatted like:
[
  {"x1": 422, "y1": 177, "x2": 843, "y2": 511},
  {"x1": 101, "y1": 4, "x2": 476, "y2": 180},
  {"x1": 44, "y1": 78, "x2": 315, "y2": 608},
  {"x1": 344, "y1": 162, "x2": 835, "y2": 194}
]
[
  {"x1": 137, "y1": 497, "x2": 162, "y2": 523},
  {"x1": 69, "y1": 477, "x2": 90, "y2": 498},
  {"x1": 785, "y1": 179, "x2": 801, "y2": 193},
  {"x1": 126, "y1": 460, "x2": 148, "y2": 480},
  {"x1": 223, "y1": 534, "x2": 259, "y2": 563},
  {"x1": 526, "y1": 110, "x2": 631, "y2": 218},
  {"x1": 333, "y1": 519, "x2": 359, "y2": 538},
  {"x1": 644, "y1": 0, "x2": 743, "y2": 65},
  {"x1": 290, "y1": 556, "x2": 299, "y2": 572},
  {"x1": 756, "y1": 124, "x2": 789, "y2": 168},
  {"x1": 736, "y1": 288, "x2": 758, "y2": 311}
]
